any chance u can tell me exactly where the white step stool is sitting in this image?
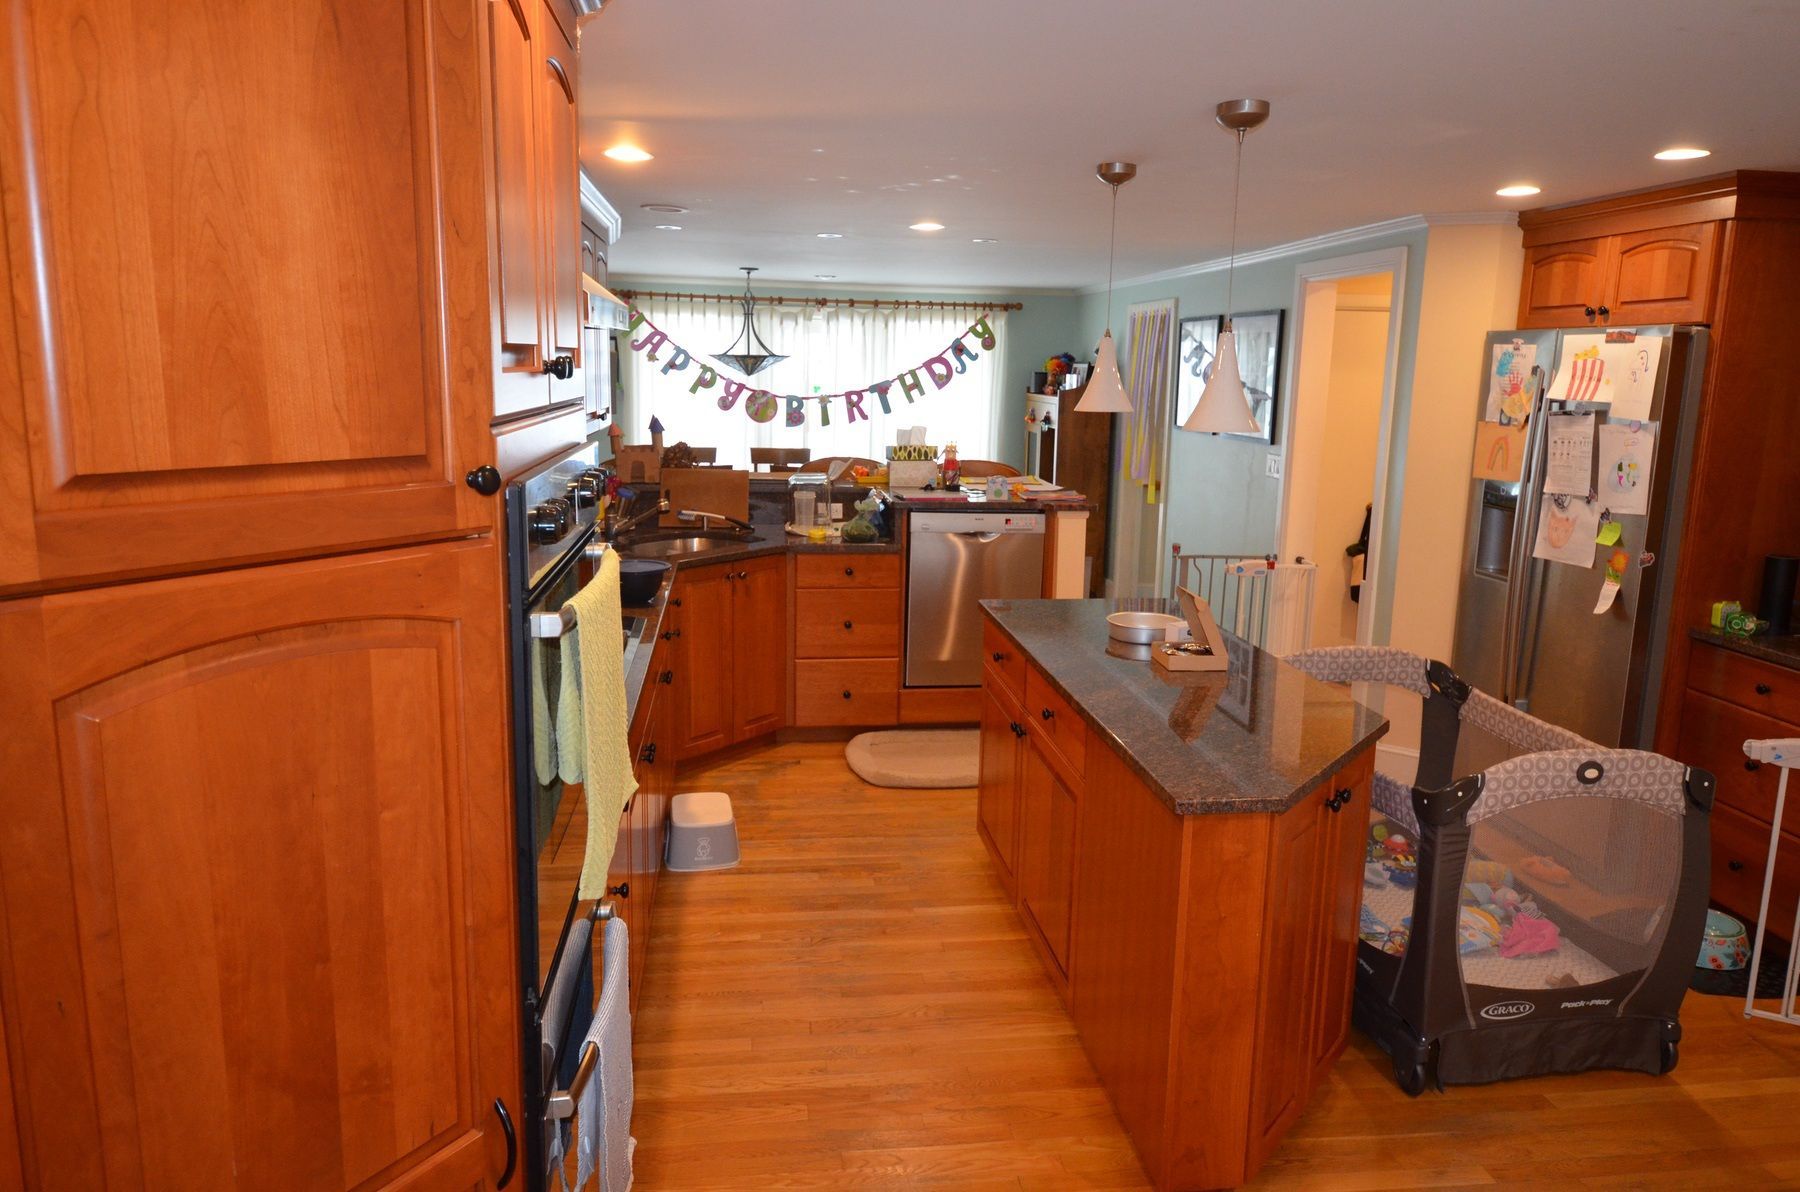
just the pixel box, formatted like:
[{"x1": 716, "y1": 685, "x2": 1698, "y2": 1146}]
[{"x1": 666, "y1": 791, "x2": 739, "y2": 872}]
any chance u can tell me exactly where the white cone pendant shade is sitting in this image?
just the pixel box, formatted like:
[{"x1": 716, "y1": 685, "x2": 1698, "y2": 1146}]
[
  {"x1": 1180, "y1": 329, "x2": 1260, "y2": 434},
  {"x1": 1075, "y1": 331, "x2": 1133, "y2": 413}
]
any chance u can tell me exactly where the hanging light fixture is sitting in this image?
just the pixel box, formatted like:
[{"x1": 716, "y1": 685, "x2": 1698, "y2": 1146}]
[
  {"x1": 1182, "y1": 99, "x2": 1269, "y2": 435},
  {"x1": 713, "y1": 266, "x2": 787, "y2": 376},
  {"x1": 1075, "y1": 161, "x2": 1137, "y2": 414}
]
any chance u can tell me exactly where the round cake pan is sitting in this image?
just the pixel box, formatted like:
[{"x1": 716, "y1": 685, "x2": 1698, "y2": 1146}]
[{"x1": 1106, "y1": 610, "x2": 1184, "y2": 645}]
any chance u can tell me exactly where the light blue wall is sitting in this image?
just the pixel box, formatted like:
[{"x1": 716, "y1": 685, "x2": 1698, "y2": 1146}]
[
  {"x1": 610, "y1": 277, "x2": 1085, "y2": 469},
  {"x1": 1072, "y1": 227, "x2": 1429, "y2": 639}
]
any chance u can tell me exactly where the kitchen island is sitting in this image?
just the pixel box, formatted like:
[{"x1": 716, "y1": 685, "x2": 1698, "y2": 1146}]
[{"x1": 977, "y1": 598, "x2": 1387, "y2": 1191}]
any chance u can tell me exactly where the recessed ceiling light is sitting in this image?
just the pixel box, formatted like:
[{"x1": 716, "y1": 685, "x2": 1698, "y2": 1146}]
[
  {"x1": 653, "y1": 224, "x2": 682, "y2": 231},
  {"x1": 1654, "y1": 146, "x2": 1711, "y2": 161},
  {"x1": 642, "y1": 203, "x2": 687, "y2": 214},
  {"x1": 971, "y1": 238, "x2": 998, "y2": 244},
  {"x1": 604, "y1": 144, "x2": 653, "y2": 163},
  {"x1": 815, "y1": 232, "x2": 843, "y2": 239},
  {"x1": 815, "y1": 274, "x2": 837, "y2": 280},
  {"x1": 1495, "y1": 184, "x2": 1541, "y2": 198},
  {"x1": 910, "y1": 221, "x2": 945, "y2": 232}
]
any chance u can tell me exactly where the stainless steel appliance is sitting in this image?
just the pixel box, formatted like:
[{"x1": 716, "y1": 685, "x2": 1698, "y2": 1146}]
[
  {"x1": 503, "y1": 442, "x2": 627, "y2": 1190},
  {"x1": 582, "y1": 275, "x2": 630, "y2": 428},
  {"x1": 906, "y1": 510, "x2": 1046, "y2": 686},
  {"x1": 1451, "y1": 325, "x2": 1708, "y2": 747}
]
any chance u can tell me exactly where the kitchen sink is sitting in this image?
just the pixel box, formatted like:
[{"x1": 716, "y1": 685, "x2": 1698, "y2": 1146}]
[{"x1": 616, "y1": 529, "x2": 756, "y2": 558}]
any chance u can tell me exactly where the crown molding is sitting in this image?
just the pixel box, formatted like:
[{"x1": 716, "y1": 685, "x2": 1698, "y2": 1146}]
[
  {"x1": 609, "y1": 273, "x2": 1080, "y2": 299},
  {"x1": 578, "y1": 170, "x2": 623, "y2": 243},
  {"x1": 1420, "y1": 210, "x2": 1523, "y2": 227}
]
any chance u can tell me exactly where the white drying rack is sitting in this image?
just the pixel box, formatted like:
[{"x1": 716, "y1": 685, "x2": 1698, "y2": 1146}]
[{"x1": 1744, "y1": 737, "x2": 1800, "y2": 1026}]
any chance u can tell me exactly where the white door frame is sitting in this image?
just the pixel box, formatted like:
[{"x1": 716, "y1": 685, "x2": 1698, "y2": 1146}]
[{"x1": 1272, "y1": 246, "x2": 1408, "y2": 645}]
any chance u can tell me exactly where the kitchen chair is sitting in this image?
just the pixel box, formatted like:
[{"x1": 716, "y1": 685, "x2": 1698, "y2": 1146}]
[
  {"x1": 955, "y1": 459, "x2": 1021, "y2": 478},
  {"x1": 750, "y1": 446, "x2": 811, "y2": 472}
]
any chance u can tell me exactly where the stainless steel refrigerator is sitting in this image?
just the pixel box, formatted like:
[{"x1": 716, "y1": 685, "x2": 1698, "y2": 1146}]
[{"x1": 1451, "y1": 324, "x2": 1709, "y2": 748}]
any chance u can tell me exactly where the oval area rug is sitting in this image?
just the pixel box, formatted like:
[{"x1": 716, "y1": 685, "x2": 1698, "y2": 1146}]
[{"x1": 845, "y1": 729, "x2": 980, "y2": 788}]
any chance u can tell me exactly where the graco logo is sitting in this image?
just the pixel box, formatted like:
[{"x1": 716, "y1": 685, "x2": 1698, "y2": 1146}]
[{"x1": 1480, "y1": 1000, "x2": 1535, "y2": 1022}]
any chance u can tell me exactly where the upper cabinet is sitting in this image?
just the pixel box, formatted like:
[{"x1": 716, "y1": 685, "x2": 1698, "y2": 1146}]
[
  {"x1": 489, "y1": 0, "x2": 586, "y2": 418},
  {"x1": 0, "y1": 0, "x2": 498, "y2": 595}
]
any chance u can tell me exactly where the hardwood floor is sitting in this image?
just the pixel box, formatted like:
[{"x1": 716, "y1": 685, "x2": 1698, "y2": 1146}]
[{"x1": 632, "y1": 740, "x2": 1800, "y2": 1189}]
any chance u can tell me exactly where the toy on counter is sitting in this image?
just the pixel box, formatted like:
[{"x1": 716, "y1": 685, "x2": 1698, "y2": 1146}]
[
  {"x1": 841, "y1": 495, "x2": 883, "y2": 544},
  {"x1": 1722, "y1": 609, "x2": 1770, "y2": 638},
  {"x1": 1710, "y1": 599, "x2": 1741, "y2": 629}
]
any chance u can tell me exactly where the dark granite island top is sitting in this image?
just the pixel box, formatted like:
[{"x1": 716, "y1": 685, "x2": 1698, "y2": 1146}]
[{"x1": 981, "y1": 597, "x2": 1388, "y2": 815}]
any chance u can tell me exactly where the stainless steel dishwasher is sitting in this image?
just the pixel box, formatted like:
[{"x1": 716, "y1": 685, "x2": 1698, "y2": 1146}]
[{"x1": 905, "y1": 510, "x2": 1046, "y2": 686}]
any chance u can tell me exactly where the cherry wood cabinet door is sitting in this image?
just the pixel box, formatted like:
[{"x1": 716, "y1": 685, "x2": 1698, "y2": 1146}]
[
  {"x1": 0, "y1": 0, "x2": 496, "y2": 594},
  {"x1": 1307, "y1": 756, "x2": 1373, "y2": 1085},
  {"x1": 731, "y1": 556, "x2": 789, "y2": 741},
  {"x1": 1605, "y1": 221, "x2": 1720, "y2": 325},
  {"x1": 1018, "y1": 740, "x2": 1079, "y2": 976},
  {"x1": 539, "y1": 8, "x2": 584, "y2": 406},
  {"x1": 0, "y1": 540, "x2": 519, "y2": 1190},
  {"x1": 1517, "y1": 237, "x2": 1612, "y2": 328},
  {"x1": 977, "y1": 683, "x2": 1024, "y2": 888},
  {"x1": 489, "y1": 0, "x2": 550, "y2": 418},
  {"x1": 1248, "y1": 786, "x2": 1326, "y2": 1165},
  {"x1": 674, "y1": 567, "x2": 734, "y2": 757}
]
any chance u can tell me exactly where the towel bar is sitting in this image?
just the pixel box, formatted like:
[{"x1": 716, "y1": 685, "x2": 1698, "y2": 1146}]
[
  {"x1": 528, "y1": 543, "x2": 610, "y2": 639},
  {"x1": 546, "y1": 1041, "x2": 599, "y2": 1121}
]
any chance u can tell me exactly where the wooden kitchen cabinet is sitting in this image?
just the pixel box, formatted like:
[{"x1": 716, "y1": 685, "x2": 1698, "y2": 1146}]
[
  {"x1": 0, "y1": 540, "x2": 520, "y2": 1190},
  {"x1": 977, "y1": 681, "x2": 1027, "y2": 894},
  {"x1": 619, "y1": 634, "x2": 677, "y2": 1013},
  {"x1": 673, "y1": 556, "x2": 790, "y2": 759},
  {"x1": 1517, "y1": 237, "x2": 1613, "y2": 328},
  {"x1": 0, "y1": 0, "x2": 498, "y2": 595},
  {"x1": 792, "y1": 552, "x2": 902, "y2": 728},
  {"x1": 1017, "y1": 733, "x2": 1081, "y2": 986},
  {"x1": 1517, "y1": 219, "x2": 1719, "y2": 328}
]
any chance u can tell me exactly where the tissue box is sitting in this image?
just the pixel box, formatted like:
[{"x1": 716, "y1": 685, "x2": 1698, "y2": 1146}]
[
  {"x1": 885, "y1": 444, "x2": 938, "y2": 462},
  {"x1": 887, "y1": 460, "x2": 939, "y2": 488}
]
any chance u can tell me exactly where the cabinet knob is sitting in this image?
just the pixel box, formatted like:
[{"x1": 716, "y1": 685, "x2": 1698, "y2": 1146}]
[
  {"x1": 541, "y1": 354, "x2": 575, "y2": 380},
  {"x1": 1584, "y1": 306, "x2": 1597, "y2": 320},
  {"x1": 464, "y1": 464, "x2": 502, "y2": 495},
  {"x1": 659, "y1": 669, "x2": 674, "y2": 684},
  {"x1": 607, "y1": 882, "x2": 630, "y2": 898},
  {"x1": 843, "y1": 566, "x2": 855, "y2": 577},
  {"x1": 671, "y1": 597, "x2": 682, "y2": 608},
  {"x1": 736, "y1": 569, "x2": 748, "y2": 580},
  {"x1": 1040, "y1": 707, "x2": 1054, "y2": 720},
  {"x1": 1597, "y1": 305, "x2": 1610, "y2": 321},
  {"x1": 1728, "y1": 860, "x2": 1745, "y2": 873},
  {"x1": 843, "y1": 620, "x2": 854, "y2": 630},
  {"x1": 1326, "y1": 787, "x2": 1351, "y2": 812},
  {"x1": 991, "y1": 651, "x2": 1005, "y2": 662},
  {"x1": 1755, "y1": 683, "x2": 1773, "y2": 695},
  {"x1": 1746, "y1": 759, "x2": 1763, "y2": 772},
  {"x1": 841, "y1": 690, "x2": 853, "y2": 700}
]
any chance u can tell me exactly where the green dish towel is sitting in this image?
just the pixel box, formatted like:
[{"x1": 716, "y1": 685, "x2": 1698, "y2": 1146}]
[{"x1": 557, "y1": 548, "x2": 639, "y2": 900}]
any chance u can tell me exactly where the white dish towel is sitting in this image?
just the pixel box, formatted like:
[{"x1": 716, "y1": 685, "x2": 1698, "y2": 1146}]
[{"x1": 577, "y1": 916, "x2": 634, "y2": 1191}]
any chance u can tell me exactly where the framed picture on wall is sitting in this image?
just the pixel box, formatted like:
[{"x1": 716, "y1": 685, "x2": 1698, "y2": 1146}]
[{"x1": 1175, "y1": 309, "x2": 1285, "y2": 443}]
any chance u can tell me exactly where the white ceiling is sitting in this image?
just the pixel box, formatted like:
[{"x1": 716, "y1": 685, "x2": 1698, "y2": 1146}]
[{"x1": 578, "y1": 0, "x2": 1800, "y2": 291}]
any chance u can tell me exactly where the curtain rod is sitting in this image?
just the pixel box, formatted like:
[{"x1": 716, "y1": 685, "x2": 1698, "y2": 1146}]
[{"x1": 615, "y1": 288, "x2": 1023, "y2": 313}]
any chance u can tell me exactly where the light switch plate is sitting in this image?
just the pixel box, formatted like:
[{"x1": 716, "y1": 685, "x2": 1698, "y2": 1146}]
[{"x1": 1265, "y1": 453, "x2": 1283, "y2": 480}]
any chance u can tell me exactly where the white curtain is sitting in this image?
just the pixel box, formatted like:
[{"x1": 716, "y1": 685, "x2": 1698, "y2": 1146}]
[{"x1": 620, "y1": 298, "x2": 1007, "y2": 466}]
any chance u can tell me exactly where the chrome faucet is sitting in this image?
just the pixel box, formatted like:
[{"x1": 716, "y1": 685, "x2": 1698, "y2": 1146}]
[
  {"x1": 606, "y1": 497, "x2": 670, "y2": 540},
  {"x1": 677, "y1": 509, "x2": 755, "y2": 535}
]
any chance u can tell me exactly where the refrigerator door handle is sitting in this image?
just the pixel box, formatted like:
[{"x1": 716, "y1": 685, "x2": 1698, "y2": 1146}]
[{"x1": 1503, "y1": 387, "x2": 1556, "y2": 704}]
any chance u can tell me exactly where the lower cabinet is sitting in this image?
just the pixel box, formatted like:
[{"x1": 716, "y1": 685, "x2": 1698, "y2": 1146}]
[
  {"x1": 793, "y1": 552, "x2": 901, "y2": 727},
  {"x1": 976, "y1": 680, "x2": 1026, "y2": 892},
  {"x1": 1017, "y1": 733, "x2": 1080, "y2": 982},
  {"x1": 672, "y1": 555, "x2": 789, "y2": 760},
  {"x1": 613, "y1": 632, "x2": 676, "y2": 1015},
  {"x1": 0, "y1": 541, "x2": 520, "y2": 1190}
]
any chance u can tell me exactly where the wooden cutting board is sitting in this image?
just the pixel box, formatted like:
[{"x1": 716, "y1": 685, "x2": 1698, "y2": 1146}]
[{"x1": 658, "y1": 468, "x2": 750, "y2": 527}]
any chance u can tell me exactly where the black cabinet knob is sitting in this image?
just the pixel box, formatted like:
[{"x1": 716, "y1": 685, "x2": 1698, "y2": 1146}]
[
  {"x1": 671, "y1": 597, "x2": 682, "y2": 608},
  {"x1": 1597, "y1": 305, "x2": 1610, "y2": 321},
  {"x1": 1728, "y1": 860, "x2": 1745, "y2": 873},
  {"x1": 843, "y1": 620, "x2": 854, "y2": 630},
  {"x1": 1755, "y1": 683, "x2": 1773, "y2": 695},
  {"x1": 1747, "y1": 759, "x2": 1763, "y2": 772},
  {"x1": 736, "y1": 569, "x2": 748, "y2": 580},
  {"x1": 843, "y1": 566, "x2": 855, "y2": 577},
  {"x1": 638, "y1": 743, "x2": 657, "y2": 763},
  {"x1": 991, "y1": 651, "x2": 1005, "y2": 662},
  {"x1": 841, "y1": 689, "x2": 853, "y2": 700},
  {"x1": 1584, "y1": 305, "x2": 1597, "y2": 320},
  {"x1": 1041, "y1": 707, "x2": 1054, "y2": 720},
  {"x1": 464, "y1": 464, "x2": 502, "y2": 495},
  {"x1": 1326, "y1": 787, "x2": 1352, "y2": 812},
  {"x1": 607, "y1": 882, "x2": 630, "y2": 898},
  {"x1": 541, "y1": 354, "x2": 575, "y2": 380},
  {"x1": 659, "y1": 670, "x2": 673, "y2": 684}
]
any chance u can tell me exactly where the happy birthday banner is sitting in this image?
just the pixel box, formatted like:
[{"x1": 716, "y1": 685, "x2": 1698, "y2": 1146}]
[{"x1": 623, "y1": 306, "x2": 997, "y2": 429}]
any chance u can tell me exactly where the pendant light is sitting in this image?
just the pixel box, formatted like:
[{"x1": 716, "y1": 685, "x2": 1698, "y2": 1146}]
[
  {"x1": 713, "y1": 266, "x2": 787, "y2": 376},
  {"x1": 1075, "y1": 161, "x2": 1137, "y2": 414},
  {"x1": 1182, "y1": 99, "x2": 1269, "y2": 435}
]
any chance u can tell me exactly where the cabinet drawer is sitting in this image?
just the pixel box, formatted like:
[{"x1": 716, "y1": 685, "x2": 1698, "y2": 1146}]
[
  {"x1": 795, "y1": 589, "x2": 900, "y2": 658},
  {"x1": 795, "y1": 553, "x2": 900, "y2": 589},
  {"x1": 1709, "y1": 801, "x2": 1800, "y2": 940},
  {"x1": 1025, "y1": 665, "x2": 1086, "y2": 776},
  {"x1": 1676, "y1": 689, "x2": 1799, "y2": 827},
  {"x1": 983, "y1": 618, "x2": 1026, "y2": 699},
  {"x1": 795, "y1": 659, "x2": 898, "y2": 726},
  {"x1": 1687, "y1": 643, "x2": 1800, "y2": 724}
]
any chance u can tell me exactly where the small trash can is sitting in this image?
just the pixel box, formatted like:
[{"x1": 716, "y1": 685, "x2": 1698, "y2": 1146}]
[{"x1": 665, "y1": 791, "x2": 740, "y2": 872}]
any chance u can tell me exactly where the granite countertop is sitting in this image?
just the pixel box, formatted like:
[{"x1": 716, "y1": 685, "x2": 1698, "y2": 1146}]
[
  {"x1": 888, "y1": 489, "x2": 1098, "y2": 514},
  {"x1": 981, "y1": 598, "x2": 1388, "y2": 816},
  {"x1": 1690, "y1": 626, "x2": 1800, "y2": 672}
]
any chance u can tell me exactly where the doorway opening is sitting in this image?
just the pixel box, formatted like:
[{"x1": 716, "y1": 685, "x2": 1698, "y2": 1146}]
[{"x1": 1276, "y1": 249, "x2": 1407, "y2": 649}]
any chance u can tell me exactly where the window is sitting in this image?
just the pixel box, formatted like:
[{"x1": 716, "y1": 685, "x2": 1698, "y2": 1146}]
[{"x1": 619, "y1": 296, "x2": 1007, "y2": 466}]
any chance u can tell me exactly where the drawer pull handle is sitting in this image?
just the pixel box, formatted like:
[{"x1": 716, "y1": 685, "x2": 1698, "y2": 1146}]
[
  {"x1": 1755, "y1": 683, "x2": 1773, "y2": 695},
  {"x1": 1746, "y1": 759, "x2": 1763, "y2": 772},
  {"x1": 1326, "y1": 787, "x2": 1351, "y2": 812},
  {"x1": 991, "y1": 651, "x2": 1005, "y2": 662},
  {"x1": 1584, "y1": 305, "x2": 1597, "y2": 320},
  {"x1": 659, "y1": 669, "x2": 673, "y2": 684},
  {"x1": 1041, "y1": 707, "x2": 1054, "y2": 720},
  {"x1": 1728, "y1": 860, "x2": 1745, "y2": 873},
  {"x1": 671, "y1": 597, "x2": 682, "y2": 608},
  {"x1": 844, "y1": 566, "x2": 855, "y2": 577},
  {"x1": 841, "y1": 690, "x2": 853, "y2": 700},
  {"x1": 607, "y1": 882, "x2": 630, "y2": 898},
  {"x1": 736, "y1": 570, "x2": 749, "y2": 580},
  {"x1": 1596, "y1": 305, "x2": 1610, "y2": 320},
  {"x1": 843, "y1": 620, "x2": 854, "y2": 630}
]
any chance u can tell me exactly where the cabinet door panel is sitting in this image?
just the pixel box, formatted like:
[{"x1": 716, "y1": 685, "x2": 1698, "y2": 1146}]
[
  {"x1": 0, "y1": 0, "x2": 494, "y2": 591},
  {"x1": 0, "y1": 540, "x2": 516, "y2": 1191},
  {"x1": 1018, "y1": 742, "x2": 1078, "y2": 976},
  {"x1": 1249, "y1": 788, "x2": 1324, "y2": 1160},
  {"x1": 490, "y1": 0, "x2": 548, "y2": 417},
  {"x1": 1517, "y1": 238, "x2": 1610, "y2": 328},
  {"x1": 1606, "y1": 222, "x2": 1718, "y2": 324},
  {"x1": 732, "y1": 557, "x2": 789, "y2": 740},
  {"x1": 977, "y1": 684, "x2": 1024, "y2": 885},
  {"x1": 538, "y1": 11, "x2": 583, "y2": 405},
  {"x1": 1308, "y1": 758, "x2": 1372, "y2": 1082},
  {"x1": 675, "y1": 570, "x2": 734, "y2": 756}
]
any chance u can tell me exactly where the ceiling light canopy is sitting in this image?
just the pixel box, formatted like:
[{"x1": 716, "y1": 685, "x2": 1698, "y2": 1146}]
[
  {"x1": 653, "y1": 224, "x2": 683, "y2": 231},
  {"x1": 642, "y1": 203, "x2": 687, "y2": 213},
  {"x1": 1075, "y1": 162, "x2": 1138, "y2": 415},
  {"x1": 1495, "y1": 184, "x2": 1541, "y2": 197},
  {"x1": 909, "y1": 221, "x2": 945, "y2": 232},
  {"x1": 815, "y1": 232, "x2": 844, "y2": 239},
  {"x1": 971, "y1": 238, "x2": 998, "y2": 244},
  {"x1": 1654, "y1": 146, "x2": 1711, "y2": 161},
  {"x1": 604, "y1": 144, "x2": 654, "y2": 163},
  {"x1": 815, "y1": 274, "x2": 837, "y2": 280},
  {"x1": 1182, "y1": 100, "x2": 1268, "y2": 436},
  {"x1": 712, "y1": 267, "x2": 787, "y2": 376}
]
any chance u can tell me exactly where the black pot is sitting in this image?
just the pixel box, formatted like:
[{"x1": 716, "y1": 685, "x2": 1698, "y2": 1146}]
[{"x1": 618, "y1": 558, "x2": 671, "y2": 606}]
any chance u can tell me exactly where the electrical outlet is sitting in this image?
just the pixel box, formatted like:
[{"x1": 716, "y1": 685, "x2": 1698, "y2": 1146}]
[{"x1": 1265, "y1": 453, "x2": 1283, "y2": 480}]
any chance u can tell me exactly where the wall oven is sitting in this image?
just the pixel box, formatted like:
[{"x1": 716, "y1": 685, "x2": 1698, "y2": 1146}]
[{"x1": 504, "y1": 442, "x2": 635, "y2": 1188}]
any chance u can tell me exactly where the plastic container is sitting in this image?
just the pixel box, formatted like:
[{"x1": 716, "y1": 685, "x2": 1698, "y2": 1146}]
[{"x1": 665, "y1": 791, "x2": 740, "y2": 871}]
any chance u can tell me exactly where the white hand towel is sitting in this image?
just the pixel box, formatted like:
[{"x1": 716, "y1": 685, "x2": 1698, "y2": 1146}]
[
  {"x1": 577, "y1": 917, "x2": 633, "y2": 1192},
  {"x1": 555, "y1": 629, "x2": 585, "y2": 787},
  {"x1": 531, "y1": 638, "x2": 558, "y2": 787}
]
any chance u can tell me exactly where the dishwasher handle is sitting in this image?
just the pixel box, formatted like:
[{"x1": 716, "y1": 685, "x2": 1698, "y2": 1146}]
[{"x1": 956, "y1": 531, "x2": 1006, "y2": 544}]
